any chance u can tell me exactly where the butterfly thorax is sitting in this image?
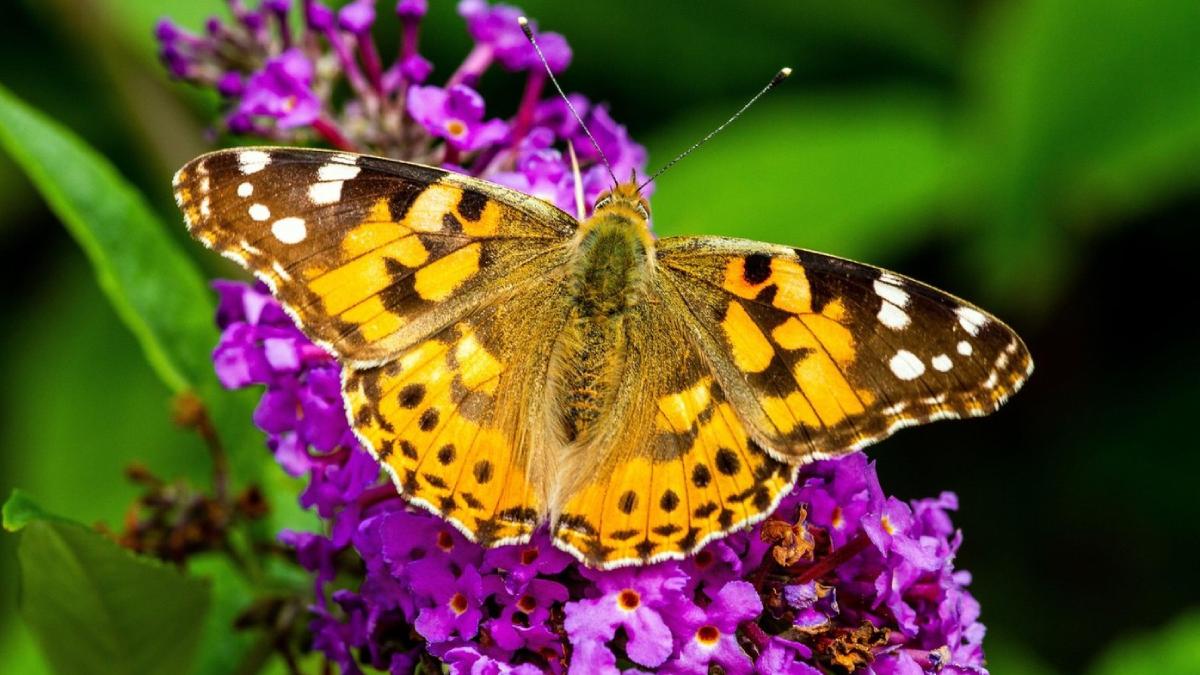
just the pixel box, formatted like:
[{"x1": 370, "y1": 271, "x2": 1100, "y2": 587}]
[{"x1": 555, "y1": 185, "x2": 655, "y2": 443}]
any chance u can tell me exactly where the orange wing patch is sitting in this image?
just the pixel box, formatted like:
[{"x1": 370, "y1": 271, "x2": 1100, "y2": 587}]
[
  {"x1": 344, "y1": 321, "x2": 541, "y2": 546},
  {"x1": 658, "y1": 236, "x2": 1032, "y2": 464},
  {"x1": 554, "y1": 384, "x2": 796, "y2": 567}
]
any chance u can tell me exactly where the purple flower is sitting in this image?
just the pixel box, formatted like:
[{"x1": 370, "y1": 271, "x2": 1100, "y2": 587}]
[
  {"x1": 338, "y1": 0, "x2": 376, "y2": 33},
  {"x1": 664, "y1": 581, "x2": 761, "y2": 674},
  {"x1": 458, "y1": 0, "x2": 571, "y2": 73},
  {"x1": 235, "y1": 48, "x2": 320, "y2": 129},
  {"x1": 482, "y1": 532, "x2": 573, "y2": 594},
  {"x1": 396, "y1": 0, "x2": 428, "y2": 21},
  {"x1": 564, "y1": 564, "x2": 687, "y2": 668},
  {"x1": 756, "y1": 637, "x2": 820, "y2": 675},
  {"x1": 408, "y1": 84, "x2": 509, "y2": 152},
  {"x1": 486, "y1": 577, "x2": 567, "y2": 651},
  {"x1": 411, "y1": 561, "x2": 486, "y2": 642}
]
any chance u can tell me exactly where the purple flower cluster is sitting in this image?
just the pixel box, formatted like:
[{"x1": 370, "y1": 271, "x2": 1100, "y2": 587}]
[
  {"x1": 156, "y1": 0, "x2": 647, "y2": 217},
  {"x1": 210, "y1": 280, "x2": 991, "y2": 674}
]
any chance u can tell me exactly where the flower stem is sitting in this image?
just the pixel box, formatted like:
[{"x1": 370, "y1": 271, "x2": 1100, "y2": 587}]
[
  {"x1": 312, "y1": 117, "x2": 358, "y2": 151},
  {"x1": 791, "y1": 532, "x2": 872, "y2": 584}
]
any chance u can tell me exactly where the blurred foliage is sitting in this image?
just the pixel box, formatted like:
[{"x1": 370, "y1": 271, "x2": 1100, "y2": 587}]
[
  {"x1": 1, "y1": 0, "x2": 1198, "y2": 673},
  {"x1": 4, "y1": 492, "x2": 210, "y2": 675},
  {"x1": 1089, "y1": 611, "x2": 1200, "y2": 675}
]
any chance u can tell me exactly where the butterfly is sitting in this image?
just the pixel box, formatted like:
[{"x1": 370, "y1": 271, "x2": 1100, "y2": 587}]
[{"x1": 173, "y1": 147, "x2": 1031, "y2": 568}]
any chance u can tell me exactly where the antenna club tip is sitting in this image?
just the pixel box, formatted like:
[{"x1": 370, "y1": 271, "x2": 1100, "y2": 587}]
[
  {"x1": 517, "y1": 16, "x2": 529, "y2": 26},
  {"x1": 780, "y1": 67, "x2": 793, "y2": 78}
]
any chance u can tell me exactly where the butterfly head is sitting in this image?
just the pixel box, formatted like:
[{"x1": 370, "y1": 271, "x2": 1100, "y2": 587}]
[{"x1": 592, "y1": 176, "x2": 650, "y2": 224}]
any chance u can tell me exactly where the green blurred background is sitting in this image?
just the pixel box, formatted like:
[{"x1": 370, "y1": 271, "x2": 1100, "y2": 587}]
[{"x1": 2, "y1": 1, "x2": 1198, "y2": 673}]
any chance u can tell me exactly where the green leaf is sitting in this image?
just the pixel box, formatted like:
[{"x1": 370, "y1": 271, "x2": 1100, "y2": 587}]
[
  {"x1": 0, "y1": 83, "x2": 214, "y2": 396},
  {"x1": 0, "y1": 83, "x2": 263, "y2": 480},
  {"x1": 6, "y1": 492, "x2": 211, "y2": 675},
  {"x1": 647, "y1": 90, "x2": 952, "y2": 263},
  {"x1": 2, "y1": 490, "x2": 56, "y2": 532},
  {"x1": 1089, "y1": 610, "x2": 1200, "y2": 675},
  {"x1": 963, "y1": 0, "x2": 1200, "y2": 302}
]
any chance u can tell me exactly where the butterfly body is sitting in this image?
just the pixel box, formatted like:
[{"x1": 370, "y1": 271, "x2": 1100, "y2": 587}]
[
  {"x1": 556, "y1": 188, "x2": 654, "y2": 443},
  {"x1": 175, "y1": 148, "x2": 1031, "y2": 568}
]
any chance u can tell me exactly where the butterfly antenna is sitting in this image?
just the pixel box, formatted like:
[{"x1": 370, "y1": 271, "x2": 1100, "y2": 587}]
[
  {"x1": 638, "y1": 67, "x2": 792, "y2": 191},
  {"x1": 518, "y1": 16, "x2": 620, "y2": 187}
]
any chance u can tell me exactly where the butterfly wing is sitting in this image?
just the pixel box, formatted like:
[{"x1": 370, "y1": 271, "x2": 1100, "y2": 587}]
[
  {"x1": 174, "y1": 147, "x2": 577, "y2": 545},
  {"x1": 655, "y1": 236, "x2": 1032, "y2": 460},
  {"x1": 174, "y1": 148, "x2": 575, "y2": 364},
  {"x1": 345, "y1": 280, "x2": 573, "y2": 545},
  {"x1": 551, "y1": 294, "x2": 797, "y2": 567}
]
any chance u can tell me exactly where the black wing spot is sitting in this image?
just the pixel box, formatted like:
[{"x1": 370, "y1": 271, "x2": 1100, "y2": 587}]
[
  {"x1": 436, "y1": 444, "x2": 456, "y2": 465},
  {"x1": 659, "y1": 490, "x2": 680, "y2": 512},
  {"x1": 457, "y1": 189, "x2": 488, "y2": 221},
  {"x1": 617, "y1": 491, "x2": 639, "y2": 515},
  {"x1": 743, "y1": 253, "x2": 772, "y2": 285},
  {"x1": 715, "y1": 448, "x2": 741, "y2": 476},
  {"x1": 418, "y1": 408, "x2": 439, "y2": 432},
  {"x1": 473, "y1": 460, "x2": 494, "y2": 484},
  {"x1": 398, "y1": 383, "x2": 426, "y2": 409},
  {"x1": 692, "y1": 464, "x2": 712, "y2": 488}
]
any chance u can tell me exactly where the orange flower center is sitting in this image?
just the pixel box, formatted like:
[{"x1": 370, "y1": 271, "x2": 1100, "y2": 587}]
[
  {"x1": 449, "y1": 592, "x2": 468, "y2": 615},
  {"x1": 617, "y1": 589, "x2": 640, "y2": 611},
  {"x1": 444, "y1": 119, "x2": 467, "y2": 139},
  {"x1": 697, "y1": 625, "x2": 720, "y2": 646},
  {"x1": 881, "y1": 515, "x2": 896, "y2": 535}
]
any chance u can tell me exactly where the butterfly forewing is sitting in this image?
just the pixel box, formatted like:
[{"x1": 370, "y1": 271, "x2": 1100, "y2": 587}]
[
  {"x1": 174, "y1": 147, "x2": 578, "y2": 548},
  {"x1": 173, "y1": 148, "x2": 576, "y2": 364},
  {"x1": 655, "y1": 236, "x2": 1032, "y2": 462}
]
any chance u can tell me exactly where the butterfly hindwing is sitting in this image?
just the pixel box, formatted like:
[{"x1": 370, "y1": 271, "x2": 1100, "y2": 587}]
[
  {"x1": 346, "y1": 279, "x2": 573, "y2": 546},
  {"x1": 551, "y1": 295, "x2": 797, "y2": 567},
  {"x1": 173, "y1": 147, "x2": 576, "y2": 364},
  {"x1": 656, "y1": 236, "x2": 1032, "y2": 462}
]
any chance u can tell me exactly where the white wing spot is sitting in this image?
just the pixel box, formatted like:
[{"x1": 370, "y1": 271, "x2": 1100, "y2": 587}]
[
  {"x1": 199, "y1": 176, "x2": 210, "y2": 194},
  {"x1": 237, "y1": 182, "x2": 253, "y2": 197},
  {"x1": 239, "y1": 239, "x2": 263, "y2": 256},
  {"x1": 249, "y1": 203, "x2": 271, "y2": 221},
  {"x1": 957, "y1": 340, "x2": 973, "y2": 356},
  {"x1": 271, "y1": 217, "x2": 307, "y2": 244},
  {"x1": 318, "y1": 163, "x2": 361, "y2": 181},
  {"x1": 238, "y1": 150, "x2": 270, "y2": 174},
  {"x1": 889, "y1": 350, "x2": 925, "y2": 380},
  {"x1": 877, "y1": 302, "x2": 910, "y2": 330},
  {"x1": 956, "y1": 306, "x2": 988, "y2": 336},
  {"x1": 199, "y1": 196, "x2": 211, "y2": 217},
  {"x1": 932, "y1": 354, "x2": 953, "y2": 372},
  {"x1": 272, "y1": 261, "x2": 293, "y2": 281},
  {"x1": 873, "y1": 279, "x2": 910, "y2": 307},
  {"x1": 309, "y1": 181, "x2": 343, "y2": 205}
]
